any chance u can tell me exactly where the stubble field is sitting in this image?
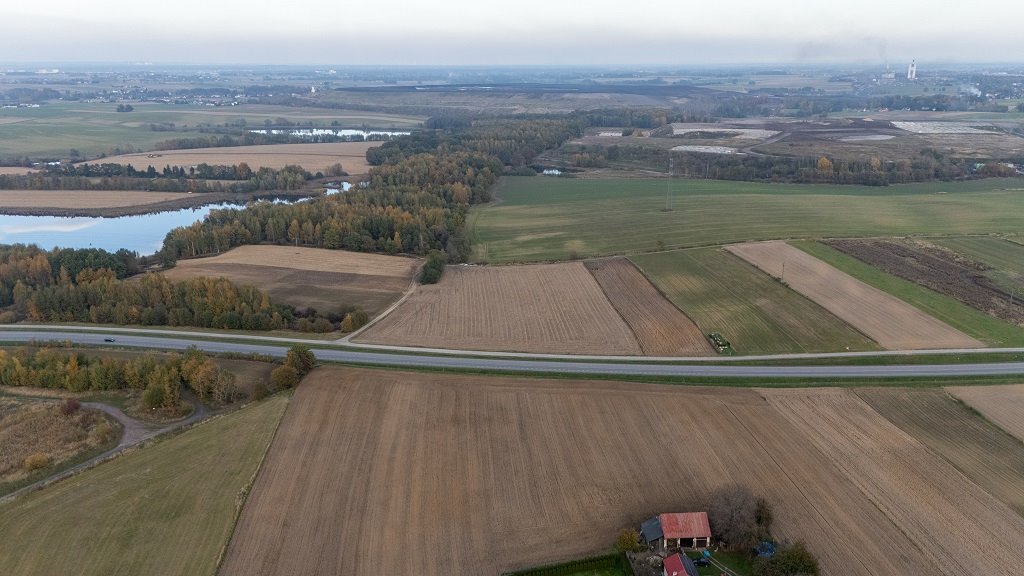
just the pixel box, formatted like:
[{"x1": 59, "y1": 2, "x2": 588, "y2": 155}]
[
  {"x1": 0, "y1": 189, "x2": 191, "y2": 210},
  {"x1": 163, "y1": 245, "x2": 419, "y2": 316},
  {"x1": 727, "y1": 241, "x2": 982, "y2": 350},
  {"x1": 584, "y1": 258, "x2": 713, "y2": 356},
  {"x1": 356, "y1": 263, "x2": 644, "y2": 354},
  {"x1": 219, "y1": 367, "x2": 1024, "y2": 576},
  {"x1": 94, "y1": 141, "x2": 380, "y2": 175}
]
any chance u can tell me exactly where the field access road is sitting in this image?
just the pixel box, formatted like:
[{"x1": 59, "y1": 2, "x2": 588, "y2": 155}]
[{"x1": 2, "y1": 327, "x2": 1024, "y2": 379}]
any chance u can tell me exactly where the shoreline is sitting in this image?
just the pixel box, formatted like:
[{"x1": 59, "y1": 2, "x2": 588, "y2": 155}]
[{"x1": 0, "y1": 190, "x2": 316, "y2": 218}]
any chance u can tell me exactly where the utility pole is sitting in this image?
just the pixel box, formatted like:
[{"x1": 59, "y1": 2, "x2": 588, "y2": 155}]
[{"x1": 666, "y1": 153, "x2": 673, "y2": 211}]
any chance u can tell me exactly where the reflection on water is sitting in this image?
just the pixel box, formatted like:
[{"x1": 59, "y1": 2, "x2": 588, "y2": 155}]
[{"x1": 0, "y1": 202, "x2": 244, "y2": 255}]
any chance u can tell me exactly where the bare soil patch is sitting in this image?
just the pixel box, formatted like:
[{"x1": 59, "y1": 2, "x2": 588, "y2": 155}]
[
  {"x1": 163, "y1": 246, "x2": 418, "y2": 317},
  {"x1": 355, "y1": 263, "x2": 643, "y2": 354},
  {"x1": 221, "y1": 367, "x2": 938, "y2": 576},
  {"x1": 93, "y1": 141, "x2": 380, "y2": 175},
  {"x1": 826, "y1": 238, "x2": 1024, "y2": 326},
  {"x1": 584, "y1": 258, "x2": 714, "y2": 356},
  {"x1": 764, "y1": 388, "x2": 1024, "y2": 574},
  {"x1": 726, "y1": 241, "x2": 982, "y2": 350},
  {"x1": 0, "y1": 167, "x2": 34, "y2": 175},
  {"x1": 948, "y1": 384, "x2": 1024, "y2": 442}
]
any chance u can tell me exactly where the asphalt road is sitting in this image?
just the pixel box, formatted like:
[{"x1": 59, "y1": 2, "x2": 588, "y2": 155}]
[{"x1": 4, "y1": 329, "x2": 1024, "y2": 379}]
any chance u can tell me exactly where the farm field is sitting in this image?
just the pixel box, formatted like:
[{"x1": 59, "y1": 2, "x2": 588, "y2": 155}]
[
  {"x1": 163, "y1": 245, "x2": 419, "y2": 316},
  {"x1": 469, "y1": 176, "x2": 1024, "y2": 263},
  {"x1": 221, "y1": 367, "x2": 951, "y2": 576},
  {"x1": 583, "y1": 258, "x2": 713, "y2": 356},
  {"x1": 630, "y1": 248, "x2": 879, "y2": 354},
  {"x1": 948, "y1": 385, "x2": 1024, "y2": 442},
  {"x1": 856, "y1": 388, "x2": 1024, "y2": 517},
  {"x1": 726, "y1": 241, "x2": 983, "y2": 350},
  {"x1": 0, "y1": 189, "x2": 191, "y2": 210},
  {"x1": 0, "y1": 394, "x2": 288, "y2": 576},
  {"x1": 0, "y1": 167, "x2": 34, "y2": 175},
  {"x1": 764, "y1": 388, "x2": 1024, "y2": 574},
  {"x1": 355, "y1": 263, "x2": 644, "y2": 354},
  {"x1": 93, "y1": 141, "x2": 381, "y2": 175},
  {"x1": 793, "y1": 241, "x2": 1024, "y2": 346},
  {"x1": 930, "y1": 236, "x2": 1024, "y2": 293},
  {"x1": 0, "y1": 101, "x2": 422, "y2": 159},
  {"x1": 826, "y1": 238, "x2": 1024, "y2": 326}
]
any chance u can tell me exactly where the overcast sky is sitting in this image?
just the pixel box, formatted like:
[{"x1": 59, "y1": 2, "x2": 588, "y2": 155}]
[{"x1": 2, "y1": 0, "x2": 1022, "y2": 66}]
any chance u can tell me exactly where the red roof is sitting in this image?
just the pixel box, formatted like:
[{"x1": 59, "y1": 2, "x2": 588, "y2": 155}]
[
  {"x1": 659, "y1": 512, "x2": 711, "y2": 539},
  {"x1": 663, "y1": 553, "x2": 686, "y2": 576}
]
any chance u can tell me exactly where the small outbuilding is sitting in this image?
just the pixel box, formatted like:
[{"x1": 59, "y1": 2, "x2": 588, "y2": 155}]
[
  {"x1": 641, "y1": 512, "x2": 712, "y2": 550},
  {"x1": 662, "y1": 552, "x2": 699, "y2": 576}
]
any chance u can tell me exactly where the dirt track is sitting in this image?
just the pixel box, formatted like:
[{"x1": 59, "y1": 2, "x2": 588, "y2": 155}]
[
  {"x1": 726, "y1": 241, "x2": 983, "y2": 350},
  {"x1": 222, "y1": 367, "x2": 957, "y2": 576},
  {"x1": 355, "y1": 263, "x2": 644, "y2": 354},
  {"x1": 585, "y1": 258, "x2": 714, "y2": 356}
]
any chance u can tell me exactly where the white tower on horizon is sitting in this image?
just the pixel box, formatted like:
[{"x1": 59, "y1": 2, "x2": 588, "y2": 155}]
[{"x1": 907, "y1": 60, "x2": 917, "y2": 80}]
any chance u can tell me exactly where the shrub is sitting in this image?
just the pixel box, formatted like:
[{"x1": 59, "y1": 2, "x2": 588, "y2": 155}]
[
  {"x1": 91, "y1": 421, "x2": 117, "y2": 444},
  {"x1": 60, "y1": 398, "x2": 81, "y2": 416},
  {"x1": 24, "y1": 452, "x2": 49, "y2": 471},
  {"x1": 419, "y1": 250, "x2": 447, "y2": 284},
  {"x1": 270, "y1": 365, "x2": 300, "y2": 389},
  {"x1": 614, "y1": 528, "x2": 644, "y2": 553},
  {"x1": 252, "y1": 382, "x2": 270, "y2": 401},
  {"x1": 284, "y1": 345, "x2": 316, "y2": 376},
  {"x1": 752, "y1": 541, "x2": 819, "y2": 576}
]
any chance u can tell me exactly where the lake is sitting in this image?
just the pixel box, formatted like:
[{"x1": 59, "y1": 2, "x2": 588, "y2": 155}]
[
  {"x1": 249, "y1": 128, "x2": 410, "y2": 139},
  {"x1": 0, "y1": 202, "x2": 244, "y2": 255}
]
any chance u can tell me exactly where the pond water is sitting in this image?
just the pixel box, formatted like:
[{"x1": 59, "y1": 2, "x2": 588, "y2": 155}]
[
  {"x1": 249, "y1": 128, "x2": 410, "y2": 139},
  {"x1": 0, "y1": 202, "x2": 245, "y2": 255}
]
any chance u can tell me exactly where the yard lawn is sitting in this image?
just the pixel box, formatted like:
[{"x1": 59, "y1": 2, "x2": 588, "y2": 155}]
[
  {"x1": 631, "y1": 248, "x2": 878, "y2": 355},
  {"x1": 0, "y1": 394, "x2": 288, "y2": 576},
  {"x1": 469, "y1": 176, "x2": 1024, "y2": 263},
  {"x1": 792, "y1": 241, "x2": 1024, "y2": 347}
]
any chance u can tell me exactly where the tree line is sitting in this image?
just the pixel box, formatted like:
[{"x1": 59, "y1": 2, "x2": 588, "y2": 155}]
[
  {"x1": 0, "y1": 243, "x2": 365, "y2": 333},
  {"x1": 0, "y1": 164, "x2": 313, "y2": 193},
  {"x1": 0, "y1": 346, "x2": 240, "y2": 409}
]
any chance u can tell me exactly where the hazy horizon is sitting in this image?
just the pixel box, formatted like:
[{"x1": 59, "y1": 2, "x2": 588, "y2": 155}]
[{"x1": 3, "y1": 0, "x2": 1024, "y2": 66}]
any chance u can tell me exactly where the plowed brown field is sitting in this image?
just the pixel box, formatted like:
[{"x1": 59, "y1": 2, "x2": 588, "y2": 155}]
[
  {"x1": 726, "y1": 241, "x2": 982, "y2": 350},
  {"x1": 92, "y1": 141, "x2": 379, "y2": 174},
  {"x1": 584, "y1": 258, "x2": 714, "y2": 356},
  {"x1": 764, "y1": 388, "x2": 1024, "y2": 574},
  {"x1": 163, "y1": 245, "x2": 418, "y2": 316},
  {"x1": 355, "y1": 263, "x2": 643, "y2": 354},
  {"x1": 222, "y1": 368, "x2": 951, "y2": 576},
  {"x1": 857, "y1": 388, "x2": 1024, "y2": 517},
  {"x1": 948, "y1": 384, "x2": 1024, "y2": 442}
]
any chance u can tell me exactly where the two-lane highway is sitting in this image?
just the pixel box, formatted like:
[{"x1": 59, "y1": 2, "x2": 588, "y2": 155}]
[{"x1": 3, "y1": 328, "x2": 1023, "y2": 379}]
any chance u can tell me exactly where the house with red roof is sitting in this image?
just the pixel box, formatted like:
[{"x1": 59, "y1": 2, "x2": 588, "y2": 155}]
[
  {"x1": 640, "y1": 512, "x2": 712, "y2": 551},
  {"x1": 662, "y1": 552, "x2": 699, "y2": 576}
]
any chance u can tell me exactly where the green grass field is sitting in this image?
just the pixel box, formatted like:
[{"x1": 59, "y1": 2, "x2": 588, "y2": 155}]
[
  {"x1": 469, "y1": 177, "x2": 1024, "y2": 263},
  {"x1": 792, "y1": 241, "x2": 1024, "y2": 347},
  {"x1": 0, "y1": 394, "x2": 288, "y2": 576},
  {"x1": 631, "y1": 248, "x2": 879, "y2": 354},
  {"x1": 930, "y1": 236, "x2": 1024, "y2": 293},
  {"x1": 0, "y1": 102, "x2": 422, "y2": 159}
]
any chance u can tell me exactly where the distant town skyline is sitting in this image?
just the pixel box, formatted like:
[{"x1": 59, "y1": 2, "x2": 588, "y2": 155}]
[{"x1": 2, "y1": 0, "x2": 1023, "y2": 66}]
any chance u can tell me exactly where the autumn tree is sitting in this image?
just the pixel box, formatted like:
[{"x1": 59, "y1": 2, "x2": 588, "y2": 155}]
[
  {"x1": 270, "y1": 364, "x2": 299, "y2": 389},
  {"x1": 709, "y1": 484, "x2": 760, "y2": 550},
  {"x1": 284, "y1": 345, "x2": 316, "y2": 376}
]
